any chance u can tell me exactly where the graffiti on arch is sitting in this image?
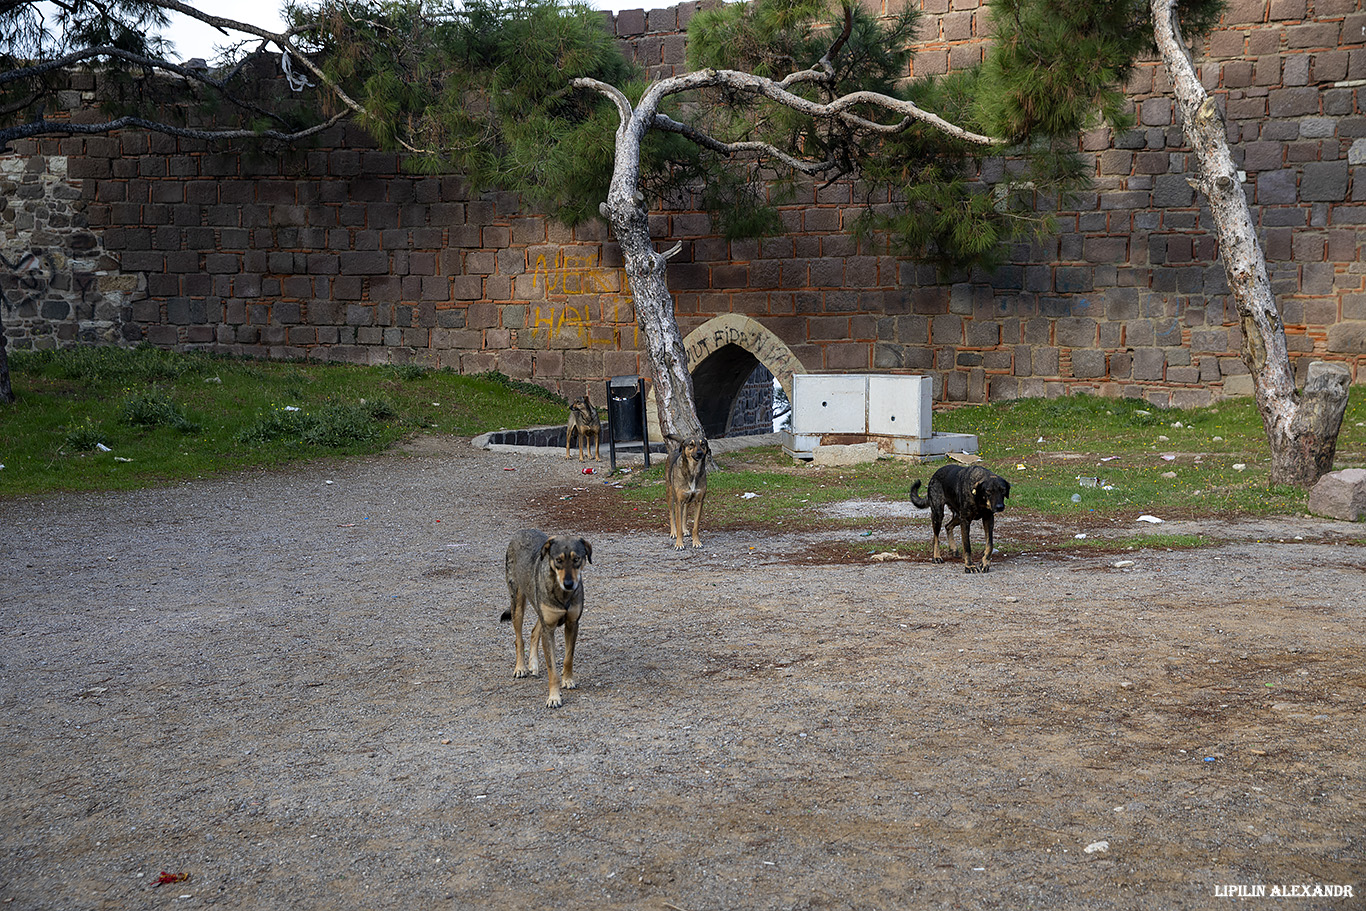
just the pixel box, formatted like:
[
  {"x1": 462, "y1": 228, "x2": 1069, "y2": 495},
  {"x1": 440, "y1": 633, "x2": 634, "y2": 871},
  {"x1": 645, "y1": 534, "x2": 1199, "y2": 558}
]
[{"x1": 683, "y1": 314, "x2": 805, "y2": 400}]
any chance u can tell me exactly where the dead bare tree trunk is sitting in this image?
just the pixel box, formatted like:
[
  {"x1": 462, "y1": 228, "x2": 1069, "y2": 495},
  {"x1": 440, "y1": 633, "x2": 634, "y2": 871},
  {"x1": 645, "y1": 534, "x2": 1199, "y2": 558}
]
[
  {"x1": 1150, "y1": 0, "x2": 1350, "y2": 486},
  {"x1": 588, "y1": 80, "x2": 707, "y2": 441}
]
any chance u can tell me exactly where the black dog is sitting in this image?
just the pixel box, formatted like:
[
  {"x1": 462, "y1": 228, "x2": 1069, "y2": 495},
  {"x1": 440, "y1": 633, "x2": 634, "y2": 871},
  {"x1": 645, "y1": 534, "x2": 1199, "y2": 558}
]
[{"x1": 909, "y1": 464, "x2": 1010, "y2": 573}]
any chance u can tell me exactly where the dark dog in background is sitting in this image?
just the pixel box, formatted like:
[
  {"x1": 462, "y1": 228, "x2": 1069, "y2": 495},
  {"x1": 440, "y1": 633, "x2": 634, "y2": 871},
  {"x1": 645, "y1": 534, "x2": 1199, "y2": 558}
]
[
  {"x1": 565, "y1": 396, "x2": 601, "y2": 462},
  {"x1": 909, "y1": 464, "x2": 1010, "y2": 573},
  {"x1": 665, "y1": 434, "x2": 709, "y2": 550},
  {"x1": 502, "y1": 529, "x2": 593, "y2": 707}
]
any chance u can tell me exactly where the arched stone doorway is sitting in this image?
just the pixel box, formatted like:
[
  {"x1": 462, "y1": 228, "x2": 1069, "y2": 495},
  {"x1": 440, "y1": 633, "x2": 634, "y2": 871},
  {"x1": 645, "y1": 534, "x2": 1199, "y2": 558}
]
[{"x1": 649, "y1": 314, "x2": 807, "y2": 438}]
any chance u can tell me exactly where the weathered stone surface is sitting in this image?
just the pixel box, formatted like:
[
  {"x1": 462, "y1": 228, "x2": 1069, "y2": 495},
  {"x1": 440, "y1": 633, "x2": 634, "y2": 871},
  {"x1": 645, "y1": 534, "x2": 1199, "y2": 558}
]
[
  {"x1": 1307, "y1": 469, "x2": 1366, "y2": 521},
  {"x1": 811, "y1": 442, "x2": 882, "y2": 467}
]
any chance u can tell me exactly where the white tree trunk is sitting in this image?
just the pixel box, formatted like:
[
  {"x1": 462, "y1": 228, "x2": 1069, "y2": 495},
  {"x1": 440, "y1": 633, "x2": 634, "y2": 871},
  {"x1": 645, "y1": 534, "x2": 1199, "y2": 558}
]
[
  {"x1": 602, "y1": 117, "x2": 706, "y2": 440},
  {"x1": 1150, "y1": 0, "x2": 1349, "y2": 486}
]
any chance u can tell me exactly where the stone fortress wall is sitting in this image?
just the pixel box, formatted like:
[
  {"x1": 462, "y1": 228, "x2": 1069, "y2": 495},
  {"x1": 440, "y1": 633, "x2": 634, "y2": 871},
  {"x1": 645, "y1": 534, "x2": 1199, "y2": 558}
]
[{"x1": 2, "y1": 0, "x2": 1363, "y2": 428}]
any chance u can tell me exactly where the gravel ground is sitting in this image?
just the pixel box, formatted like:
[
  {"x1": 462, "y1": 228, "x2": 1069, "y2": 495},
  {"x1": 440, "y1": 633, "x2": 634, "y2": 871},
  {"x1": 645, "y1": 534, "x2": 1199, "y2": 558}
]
[{"x1": 1, "y1": 437, "x2": 1363, "y2": 910}]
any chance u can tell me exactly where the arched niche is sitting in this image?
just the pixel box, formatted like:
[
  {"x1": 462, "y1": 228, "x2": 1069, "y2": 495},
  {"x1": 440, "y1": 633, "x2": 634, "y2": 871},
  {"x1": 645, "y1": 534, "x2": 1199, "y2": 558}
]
[{"x1": 646, "y1": 314, "x2": 807, "y2": 438}]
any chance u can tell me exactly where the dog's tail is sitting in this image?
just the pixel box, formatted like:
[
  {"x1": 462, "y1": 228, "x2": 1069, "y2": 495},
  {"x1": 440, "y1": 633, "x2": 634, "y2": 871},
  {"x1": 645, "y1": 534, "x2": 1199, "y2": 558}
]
[{"x1": 908, "y1": 480, "x2": 930, "y2": 509}]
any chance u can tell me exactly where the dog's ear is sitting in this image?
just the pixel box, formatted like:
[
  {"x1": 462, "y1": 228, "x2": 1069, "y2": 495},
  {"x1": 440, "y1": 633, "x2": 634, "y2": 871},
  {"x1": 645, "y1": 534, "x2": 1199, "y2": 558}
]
[
  {"x1": 1003, "y1": 479, "x2": 1011, "y2": 498},
  {"x1": 579, "y1": 539, "x2": 593, "y2": 564},
  {"x1": 541, "y1": 539, "x2": 556, "y2": 559},
  {"x1": 665, "y1": 433, "x2": 683, "y2": 444}
]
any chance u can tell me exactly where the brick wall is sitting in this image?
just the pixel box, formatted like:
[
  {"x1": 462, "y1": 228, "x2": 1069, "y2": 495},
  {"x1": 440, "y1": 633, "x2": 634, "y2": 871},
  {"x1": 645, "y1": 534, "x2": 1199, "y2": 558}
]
[{"x1": 2, "y1": 0, "x2": 1363, "y2": 410}]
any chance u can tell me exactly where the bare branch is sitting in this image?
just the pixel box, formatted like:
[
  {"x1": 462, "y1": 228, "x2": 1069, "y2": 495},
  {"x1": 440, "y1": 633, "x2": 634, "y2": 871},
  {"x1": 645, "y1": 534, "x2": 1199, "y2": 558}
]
[
  {"x1": 135, "y1": 0, "x2": 371, "y2": 126},
  {"x1": 643, "y1": 68, "x2": 1005, "y2": 148},
  {"x1": 0, "y1": 109, "x2": 350, "y2": 150},
  {"x1": 651, "y1": 112, "x2": 836, "y2": 176},
  {"x1": 817, "y1": 4, "x2": 855, "y2": 75},
  {"x1": 570, "y1": 76, "x2": 634, "y2": 129}
]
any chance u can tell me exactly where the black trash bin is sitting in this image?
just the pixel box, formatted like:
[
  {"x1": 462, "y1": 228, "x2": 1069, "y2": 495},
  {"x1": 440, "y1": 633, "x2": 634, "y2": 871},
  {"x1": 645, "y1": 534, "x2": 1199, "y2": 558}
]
[{"x1": 606, "y1": 375, "x2": 650, "y2": 474}]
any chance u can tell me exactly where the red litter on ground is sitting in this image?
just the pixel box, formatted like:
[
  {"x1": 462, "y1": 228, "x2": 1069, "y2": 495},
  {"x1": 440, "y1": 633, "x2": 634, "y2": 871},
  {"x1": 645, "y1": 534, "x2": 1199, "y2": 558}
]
[{"x1": 582, "y1": 467, "x2": 595, "y2": 474}]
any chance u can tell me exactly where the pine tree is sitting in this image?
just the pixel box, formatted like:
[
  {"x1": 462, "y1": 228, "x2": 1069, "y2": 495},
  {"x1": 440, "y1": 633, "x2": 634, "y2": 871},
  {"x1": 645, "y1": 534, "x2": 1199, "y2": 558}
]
[{"x1": 305, "y1": 0, "x2": 1220, "y2": 437}]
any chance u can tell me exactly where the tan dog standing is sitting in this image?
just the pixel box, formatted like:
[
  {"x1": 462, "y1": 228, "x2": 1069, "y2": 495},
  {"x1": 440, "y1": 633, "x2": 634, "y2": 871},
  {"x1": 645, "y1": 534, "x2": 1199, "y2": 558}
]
[
  {"x1": 564, "y1": 396, "x2": 601, "y2": 462},
  {"x1": 502, "y1": 529, "x2": 593, "y2": 707},
  {"x1": 665, "y1": 434, "x2": 709, "y2": 550}
]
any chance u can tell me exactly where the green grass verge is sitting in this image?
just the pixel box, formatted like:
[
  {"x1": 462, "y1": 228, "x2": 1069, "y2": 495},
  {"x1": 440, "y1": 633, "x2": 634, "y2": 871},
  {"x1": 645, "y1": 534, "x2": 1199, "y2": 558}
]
[
  {"x1": 0, "y1": 346, "x2": 568, "y2": 496},
  {"x1": 616, "y1": 386, "x2": 1366, "y2": 526}
]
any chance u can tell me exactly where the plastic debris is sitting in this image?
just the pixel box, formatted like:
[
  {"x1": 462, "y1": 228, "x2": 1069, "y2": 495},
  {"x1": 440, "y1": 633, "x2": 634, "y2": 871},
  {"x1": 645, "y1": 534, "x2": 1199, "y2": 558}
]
[
  {"x1": 1136, "y1": 515, "x2": 1163, "y2": 524},
  {"x1": 741, "y1": 492, "x2": 759, "y2": 499},
  {"x1": 582, "y1": 467, "x2": 595, "y2": 474},
  {"x1": 1233, "y1": 463, "x2": 1247, "y2": 471},
  {"x1": 1075, "y1": 533, "x2": 1087, "y2": 539},
  {"x1": 1078, "y1": 476, "x2": 1099, "y2": 487},
  {"x1": 1161, "y1": 454, "x2": 1176, "y2": 461},
  {"x1": 284, "y1": 405, "x2": 300, "y2": 412},
  {"x1": 1071, "y1": 494, "x2": 1082, "y2": 503},
  {"x1": 96, "y1": 443, "x2": 112, "y2": 452},
  {"x1": 1084, "y1": 841, "x2": 1110, "y2": 854},
  {"x1": 1112, "y1": 560, "x2": 1135, "y2": 568},
  {"x1": 155, "y1": 872, "x2": 190, "y2": 886},
  {"x1": 114, "y1": 457, "x2": 133, "y2": 463}
]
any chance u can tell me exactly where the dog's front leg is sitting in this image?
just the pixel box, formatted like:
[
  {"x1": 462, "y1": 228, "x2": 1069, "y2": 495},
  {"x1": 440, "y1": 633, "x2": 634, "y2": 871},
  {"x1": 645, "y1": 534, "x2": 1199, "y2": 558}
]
[
  {"x1": 540, "y1": 628, "x2": 563, "y2": 707},
  {"x1": 526, "y1": 617, "x2": 543, "y2": 676},
  {"x1": 960, "y1": 520, "x2": 981, "y2": 573},
  {"x1": 561, "y1": 613, "x2": 578, "y2": 691},
  {"x1": 538, "y1": 606, "x2": 566, "y2": 707},
  {"x1": 671, "y1": 497, "x2": 688, "y2": 551},
  {"x1": 979, "y1": 514, "x2": 994, "y2": 573},
  {"x1": 687, "y1": 495, "x2": 705, "y2": 549}
]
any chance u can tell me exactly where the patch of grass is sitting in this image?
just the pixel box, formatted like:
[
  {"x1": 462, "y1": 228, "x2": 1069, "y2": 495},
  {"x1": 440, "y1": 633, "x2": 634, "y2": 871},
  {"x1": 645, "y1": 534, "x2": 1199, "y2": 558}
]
[
  {"x1": 1, "y1": 347, "x2": 569, "y2": 495},
  {"x1": 119, "y1": 391, "x2": 200, "y2": 433},
  {"x1": 614, "y1": 385, "x2": 1366, "y2": 527},
  {"x1": 1054, "y1": 532, "x2": 1212, "y2": 551},
  {"x1": 62, "y1": 419, "x2": 110, "y2": 453}
]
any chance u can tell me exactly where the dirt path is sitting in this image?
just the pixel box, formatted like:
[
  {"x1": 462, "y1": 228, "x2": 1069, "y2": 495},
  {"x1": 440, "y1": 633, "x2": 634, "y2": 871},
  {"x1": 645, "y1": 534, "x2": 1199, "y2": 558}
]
[{"x1": 1, "y1": 439, "x2": 1362, "y2": 910}]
